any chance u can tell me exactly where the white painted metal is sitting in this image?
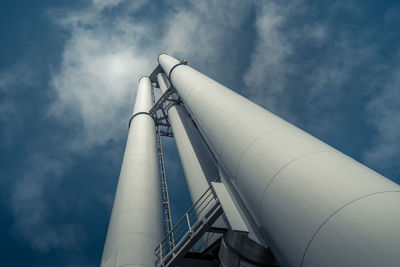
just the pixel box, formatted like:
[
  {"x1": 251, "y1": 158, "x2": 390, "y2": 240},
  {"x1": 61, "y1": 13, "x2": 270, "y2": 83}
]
[
  {"x1": 157, "y1": 73, "x2": 219, "y2": 203},
  {"x1": 158, "y1": 54, "x2": 400, "y2": 267},
  {"x1": 101, "y1": 77, "x2": 163, "y2": 267},
  {"x1": 211, "y1": 182, "x2": 248, "y2": 232},
  {"x1": 157, "y1": 73, "x2": 221, "y2": 248}
]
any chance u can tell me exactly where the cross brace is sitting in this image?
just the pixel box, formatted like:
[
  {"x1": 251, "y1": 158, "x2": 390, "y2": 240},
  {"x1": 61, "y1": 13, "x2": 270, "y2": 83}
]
[{"x1": 148, "y1": 86, "x2": 181, "y2": 137}]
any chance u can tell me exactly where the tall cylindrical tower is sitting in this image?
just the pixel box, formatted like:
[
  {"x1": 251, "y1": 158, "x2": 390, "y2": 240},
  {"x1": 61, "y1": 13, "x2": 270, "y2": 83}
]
[
  {"x1": 101, "y1": 77, "x2": 163, "y2": 267},
  {"x1": 157, "y1": 73, "x2": 221, "y2": 248},
  {"x1": 157, "y1": 73, "x2": 219, "y2": 202},
  {"x1": 158, "y1": 54, "x2": 400, "y2": 267}
]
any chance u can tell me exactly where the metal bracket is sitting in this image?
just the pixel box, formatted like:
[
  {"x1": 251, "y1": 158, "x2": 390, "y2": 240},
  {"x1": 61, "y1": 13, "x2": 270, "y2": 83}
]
[
  {"x1": 149, "y1": 86, "x2": 181, "y2": 137},
  {"x1": 128, "y1": 111, "x2": 151, "y2": 128},
  {"x1": 149, "y1": 64, "x2": 163, "y2": 86},
  {"x1": 168, "y1": 59, "x2": 187, "y2": 80},
  {"x1": 146, "y1": 59, "x2": 187, "y2": 137}
]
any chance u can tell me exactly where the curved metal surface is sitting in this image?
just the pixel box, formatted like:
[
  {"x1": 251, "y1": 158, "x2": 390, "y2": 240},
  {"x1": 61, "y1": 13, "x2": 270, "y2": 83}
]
[
  {"x1": 158, "y1": 54, "x2": 400, "y2": 267},
  {"x1": 157, "y1": 73, "x2": 219, "y2": 204},
  {"x1": 157, "y1": 73, "x2": 221, "y2": 250},
  {"x1": 128, "y1": 111, "x2": 151, "y2": 128},
  {"x1": 101, "y1": 77, "x2": 163, "y2": 267}
]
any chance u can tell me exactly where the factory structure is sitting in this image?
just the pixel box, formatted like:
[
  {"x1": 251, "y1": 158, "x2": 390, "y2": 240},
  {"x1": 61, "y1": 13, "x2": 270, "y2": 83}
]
[{"x1": 100, "y1": 54, "x2": 400, "y2": 267}]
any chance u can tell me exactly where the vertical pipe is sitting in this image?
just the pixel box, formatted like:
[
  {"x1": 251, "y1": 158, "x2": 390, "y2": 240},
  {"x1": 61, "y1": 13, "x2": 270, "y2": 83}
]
[
  {"x1": 157, "y1": 73, "x2": 221, "y2": 248},
  {"x1": 157, "y1": 73, "x2": 219, "y2": 203},
  {"x1": 158, "y1": 54, "x2": 400, "y2": 267},
  {"x1": 101, "y1": 77, "x2": 163, "y2": 267}
]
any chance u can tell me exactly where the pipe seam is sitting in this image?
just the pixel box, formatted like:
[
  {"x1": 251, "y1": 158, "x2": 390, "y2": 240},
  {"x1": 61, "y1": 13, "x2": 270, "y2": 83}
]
[
  {"x1": 219, "y1": 113, "x2": 260, "y2": 159},
  {"x1": 219, "y1": 112, "x2": 279, "y2": 169},
  {"x1": 128, "y1": 112, "x2": 152, "y2": 128},
  {"x1": 138, "y1": 75, "x2": 149, "y2": 84},
  {"x1": 233, "y1": 127, "x2": 291, "y2": 185},
  {"x1": 299, "y1": 190, "x2": 400, "y2": 267},
  {"x1": 168, "y1": 62, "x2": 186, "y2": 81},
  {"x1": 157, "y1": 53, "x2": 169, "y2": 64},
  {"x1": 256, "y1": 150, "x2": 334, "y2": 226}
]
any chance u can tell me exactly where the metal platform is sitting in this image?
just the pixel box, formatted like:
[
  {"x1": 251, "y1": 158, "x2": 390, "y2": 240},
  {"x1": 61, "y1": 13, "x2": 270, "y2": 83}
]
[{"x1": 154, "y1": 185, "x2": 223, "y2": 267}]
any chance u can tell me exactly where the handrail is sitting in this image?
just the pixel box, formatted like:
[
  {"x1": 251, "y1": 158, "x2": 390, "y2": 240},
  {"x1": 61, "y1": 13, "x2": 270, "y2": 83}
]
[{"x1": 154, "y1": 185, "x2": 220, "y2": 266}]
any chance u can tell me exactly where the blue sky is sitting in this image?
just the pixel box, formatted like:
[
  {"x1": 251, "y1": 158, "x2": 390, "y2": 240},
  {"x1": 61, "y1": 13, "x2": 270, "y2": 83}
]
[{"x1": 0, "y1": 0, "x2": 399, "y2": 266}]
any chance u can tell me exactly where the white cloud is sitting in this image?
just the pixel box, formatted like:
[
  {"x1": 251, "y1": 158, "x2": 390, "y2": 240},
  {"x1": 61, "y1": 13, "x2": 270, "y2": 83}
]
[
  {"x1": 243, "y1": 1, "x2": 292, "y2": 114},
  {"x1": 9, "y1": 0, "x2": 397, "y2": 259},
  {"x1": 50, "y1": 6, "x2": 156, "y2": 149},
  {"x1": 92, "y1": 0, "x2": 125, "y2": 10},
  {"x1": 92, "y1": 0, "x2": 148, "y2": 11},
  {"x1": 3, "y1": 1, "x2": 397, "y2": 262},
  {"x1": 50, "y1": 0, "x2": 252, "y2": 149},
  {"x1": 47, "y1": 0, "x2": 400, "y2": 191},
  {"x1": 242, "y1": 1, "x2": 381, "y2": 137},
  {"x1": 21, "y1": 0, "x2": 254, "y2": 254},
  {"x1": 49, "y1": 0, "x2": 400, "y2": 169},
  {"x1": 9, "y1": 2, "x2": 159, "y2": 253},
  {"x1": 162, "y1": 0, "x2": 250, "y2": 56},
  {"x1": 161, "y1": 0, "x2": 252, "y2": 80}
]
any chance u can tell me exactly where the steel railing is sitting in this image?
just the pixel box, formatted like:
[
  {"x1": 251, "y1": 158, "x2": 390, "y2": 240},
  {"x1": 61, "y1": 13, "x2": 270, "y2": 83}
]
[{"x1": 154, "y1": 185, "x2": 220, "y2": 266}]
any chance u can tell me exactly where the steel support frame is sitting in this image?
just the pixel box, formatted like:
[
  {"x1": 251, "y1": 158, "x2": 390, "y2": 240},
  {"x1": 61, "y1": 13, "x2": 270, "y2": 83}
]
[
  {"x1": 149, "y1": 85, "x2": 181, "y2": 127},
  {"x1": 150, "y1": 83, "x2": 175, "y2": 238}
]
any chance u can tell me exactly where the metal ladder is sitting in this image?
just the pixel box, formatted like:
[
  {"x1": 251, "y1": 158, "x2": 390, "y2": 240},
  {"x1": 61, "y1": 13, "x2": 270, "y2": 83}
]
[
  {"x1": 156, "y1": 126, "x2": 174, "y2": 238},
  {"x1": 152, "y1": 83, "x2": 174, "y2": 238},
  {"x1": 154, "y1": 185, "x2": 223, "y2": 267}
]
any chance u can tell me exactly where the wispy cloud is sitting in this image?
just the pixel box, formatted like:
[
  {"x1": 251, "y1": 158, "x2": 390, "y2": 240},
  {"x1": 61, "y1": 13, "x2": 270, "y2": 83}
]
[
  {"x1": 242, "y1": 0, "x2": 399, "y2": 180},
  {"x1": 92, "y1": 0, "x2": 148, "y2": 12},
  {"x1": 49, "y1": 0, "x2": 252, "y2": 149},
  {"x1": 8, "y1": 0, "x2": 399, "y2": 261},
  {"x1": 10, "y1": 154, "x2": 85, "y2": 252},
  {"x1": 161, "y1": 0, "x2": 252, "y2": 78},
  {"x1": 0, "y1": 63, "x2": 35, "y2": 92},
  {"x1": 244, "y1": 1, "x2": 293, "y2": 115},
  {"x1": 47, "y1": 0, "x2": 400, "y2": 181},
  {"x1": 11, "y1": 0, "x2": 251, "y2": 255},
  {"x1": 0, "y1": 63, "x2": 34, "y2": 145},
  {"x1": 363, "y1": 67, "x2": 400, "y2": 180},
  {"x1": 49, "y1": 4, "x2": 155, "y2": 149}
]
